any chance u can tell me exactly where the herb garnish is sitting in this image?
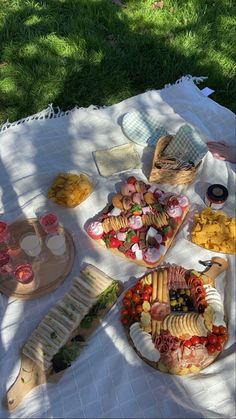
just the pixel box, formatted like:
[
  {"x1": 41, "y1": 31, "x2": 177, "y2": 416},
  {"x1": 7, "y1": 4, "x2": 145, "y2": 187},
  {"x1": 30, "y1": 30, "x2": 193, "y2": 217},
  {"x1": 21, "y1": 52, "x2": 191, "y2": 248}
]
[
  {"x1": 52, "y1": 341, "x2": 86, "y2": 372},
  {"x1": 131, "y1": 204, "x2": 142, "y2": 213},
  {"x1": 125, "y1": 230, "x2": 136, "y2": 242},
  {"x1": 152, "y1": 203, "x2": 163, "y2": 212},
  {"x1": 80, "y1": 282, "x2": 119, "y2": 328}
]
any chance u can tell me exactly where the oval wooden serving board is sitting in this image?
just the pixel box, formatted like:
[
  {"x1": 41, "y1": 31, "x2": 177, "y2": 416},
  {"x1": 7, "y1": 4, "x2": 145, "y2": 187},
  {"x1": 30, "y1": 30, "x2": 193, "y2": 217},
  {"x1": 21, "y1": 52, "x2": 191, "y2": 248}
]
[{"x1": 0, "y1": 218, "x2": 75, "y2": 299}]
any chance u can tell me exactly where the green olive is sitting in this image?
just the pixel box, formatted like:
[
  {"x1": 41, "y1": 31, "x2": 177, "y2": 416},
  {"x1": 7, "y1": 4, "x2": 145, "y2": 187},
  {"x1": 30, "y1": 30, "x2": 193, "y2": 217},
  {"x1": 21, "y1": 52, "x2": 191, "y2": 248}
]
[{"x1": 170, "y1": 299, "x2": 177, "y2": 307}]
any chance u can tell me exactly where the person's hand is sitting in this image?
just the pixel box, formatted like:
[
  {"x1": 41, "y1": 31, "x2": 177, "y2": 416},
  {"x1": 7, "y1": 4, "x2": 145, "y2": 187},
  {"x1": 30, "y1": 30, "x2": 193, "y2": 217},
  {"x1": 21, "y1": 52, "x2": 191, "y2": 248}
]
[{"x1": 207, "y1": 141, "x2": 236, "y2": 163}]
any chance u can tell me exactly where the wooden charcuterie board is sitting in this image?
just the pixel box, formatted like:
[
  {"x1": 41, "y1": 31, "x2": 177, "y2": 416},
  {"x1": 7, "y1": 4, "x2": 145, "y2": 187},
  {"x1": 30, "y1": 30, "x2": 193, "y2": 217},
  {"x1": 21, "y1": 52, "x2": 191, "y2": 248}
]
[
  {"x1": 86, "y1": 176, "x2": 189, "y2": 268},
  {"x1": 0, "y1": 218, "x2": 75, "y2": 299},
  {"x1": 4, "y1": 264, "x2": 123, "y2": 411},
  {"x1": 120, "y1": 257, "x2": 229, "y2": 375}
]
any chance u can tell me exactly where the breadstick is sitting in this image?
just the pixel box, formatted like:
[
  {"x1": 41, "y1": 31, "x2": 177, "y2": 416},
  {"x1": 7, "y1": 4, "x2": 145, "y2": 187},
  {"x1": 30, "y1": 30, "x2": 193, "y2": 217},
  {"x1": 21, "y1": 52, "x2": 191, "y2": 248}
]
[
  {"x1": 152, "y1": 271, "x2": 158, "y2": 301},
  {"x1": 162, "y1": 269, "x2": 168, "y2": 303},
  {"x1": 157, "y1": 270, "x2": 163, "y2": 301},
  {"x1": 152, "y1": 319, "x2": 157, "y2": 339},
  {"x1": 156, "y1": 321, "x2": 161, "y2": 336}
]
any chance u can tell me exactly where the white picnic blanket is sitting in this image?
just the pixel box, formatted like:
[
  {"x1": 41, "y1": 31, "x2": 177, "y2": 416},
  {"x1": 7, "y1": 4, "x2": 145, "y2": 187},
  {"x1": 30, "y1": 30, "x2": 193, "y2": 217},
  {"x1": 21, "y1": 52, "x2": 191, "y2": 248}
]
[{"x1": 0, "y1": 76, "x2": 235, "y2": 419}]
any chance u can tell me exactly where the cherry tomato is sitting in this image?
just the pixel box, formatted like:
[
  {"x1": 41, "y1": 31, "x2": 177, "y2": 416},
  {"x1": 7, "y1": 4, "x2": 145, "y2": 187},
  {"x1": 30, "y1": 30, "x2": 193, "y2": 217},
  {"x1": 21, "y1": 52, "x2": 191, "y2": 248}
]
[
  {"x1": 184, "y1": 340, "x2": 192, "y2": 348},
  {"x1": 217, "y1": 335, "x2": 225, "y2": 344},
  {"x1": 121, "y1": 317, "x2": 129, "y2": 325},
  {"x1": 191, "y1": 336, "x2": 200, "y2": 345},
  {"x1": 220, "y1": 333, "x2": 228, "y2": 343},
  {"x1": 123, "y1": 298, "x2": 132, "y2": 307},
  {"x1": 127, "y1": 176, "x2": 137, "y2": 185},
  {"x1": 200, "y1": 337, "x2": 208, "y2": 345},
  {"x1": 144, "y1": 285, "x2": 153, "y2": 295},
  {"x1": 212, "y1": 325, "x2": 220, "y2": 335},
  {"x1": 215, "y1": 342, "x2": 223, "y2": 352},
  {"x1": 219, "y1": 326, "x2": 227, "y2": 335},
  {"x1": 141, "y1": 292, "x2": 149, "y2": 301},
  {"x1": 125, "y1": 290, "x2": 133, "y2": 299},
  {"x1": 135, "y1": 282, "x2": 143, "y2": 291},
  {"x1": 130, "y1": 307, "x2": 137, "y2": 317},
  {"x1": 121, "y1": 308, "x2": 130, "y2": 316},
  {"x1": 166, "y1": 229, "x2": 174, "y2": 238},
  {"x1": 132, "y1": 293, "x2": 141, "y2": 303},
  {"x1": 206, "y1": 344, "x2": 216, "y2": 355},
  {"x1": 207, "y1": 334, "x2": 217, "y2": 345},
  {"x1": 135, "y1": 304, "x2": 143, "y2": 314}
]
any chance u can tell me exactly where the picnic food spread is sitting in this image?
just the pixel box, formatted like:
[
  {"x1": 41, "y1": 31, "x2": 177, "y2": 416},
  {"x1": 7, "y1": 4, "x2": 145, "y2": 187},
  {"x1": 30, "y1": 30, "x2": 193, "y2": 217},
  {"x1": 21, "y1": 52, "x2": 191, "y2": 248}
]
[
  {"x1": 86, "y1": 176, "x2": 189, "y2": 267},
  {"x1": 1, "y1": 110, "x2": 235, "y2": 414},
  {"x1": 120, "y1": 257, "x2": 228, "y2": 375}
]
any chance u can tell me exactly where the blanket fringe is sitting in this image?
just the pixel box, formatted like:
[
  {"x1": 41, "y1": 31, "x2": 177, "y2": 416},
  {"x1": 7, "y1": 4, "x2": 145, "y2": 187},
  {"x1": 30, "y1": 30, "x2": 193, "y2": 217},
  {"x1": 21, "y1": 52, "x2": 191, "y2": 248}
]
[
  {"x1": 0, "y1": 75, "x2": 207, "y2": 133},
  {"x1": 164, "y1": 74, "x2": 208, "y2": 89},
  {"x1": 0, "y1": 103, "x2": 100, "y2": 133}
]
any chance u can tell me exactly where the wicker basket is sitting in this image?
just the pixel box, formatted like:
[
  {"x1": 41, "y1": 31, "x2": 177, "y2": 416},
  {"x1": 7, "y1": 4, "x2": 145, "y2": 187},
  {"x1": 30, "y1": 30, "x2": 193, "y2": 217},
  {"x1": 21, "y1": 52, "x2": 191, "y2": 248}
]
[{"x1": 149, "y1": 135, "x2": 201, "y2": 185}]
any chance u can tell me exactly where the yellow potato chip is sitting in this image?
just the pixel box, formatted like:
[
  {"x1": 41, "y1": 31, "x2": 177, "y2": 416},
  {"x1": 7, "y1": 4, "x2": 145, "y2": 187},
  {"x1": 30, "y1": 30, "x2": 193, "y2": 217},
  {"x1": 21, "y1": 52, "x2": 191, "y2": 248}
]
[
  {"x1": 47, "y1": 172, "x2": 93, "y2": 208},
  {"x1": 191, "y1": 208, "x2": 236, "y2": 254}
]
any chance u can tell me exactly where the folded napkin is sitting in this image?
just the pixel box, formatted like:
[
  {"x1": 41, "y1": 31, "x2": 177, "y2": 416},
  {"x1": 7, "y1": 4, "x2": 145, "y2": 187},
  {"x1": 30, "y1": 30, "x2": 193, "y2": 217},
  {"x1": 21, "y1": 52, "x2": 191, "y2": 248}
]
[
  {"x1": 93, "y1": 143, "x2": 141, "y2": 177},
  {"x1": 163, "y1": 124, "x2": 208, "y2": 166},
  {"x1": 122, "y1": 110, "x2": 168, "y2": 146}
]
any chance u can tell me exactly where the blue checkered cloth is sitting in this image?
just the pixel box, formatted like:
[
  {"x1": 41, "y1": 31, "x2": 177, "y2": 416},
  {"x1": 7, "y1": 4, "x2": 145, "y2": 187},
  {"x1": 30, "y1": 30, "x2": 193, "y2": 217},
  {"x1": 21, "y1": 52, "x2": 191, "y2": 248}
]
[
  {"x1": 122, "y1": 110, "x2": 168, "y2": 146},
  {"x1": 163, "y1": 124, "x2": 208, "y2": 165}
]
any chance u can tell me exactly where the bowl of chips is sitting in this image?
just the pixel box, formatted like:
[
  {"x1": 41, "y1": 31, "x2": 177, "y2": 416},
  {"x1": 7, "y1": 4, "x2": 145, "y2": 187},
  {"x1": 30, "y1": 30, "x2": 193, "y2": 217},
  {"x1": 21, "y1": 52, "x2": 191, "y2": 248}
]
[
  {"x1": 47, "y1": 172, "x2": 94, "y2": 208},
  {"x1": 183, "y1": 206, "x2": 236, "y2": 254}
]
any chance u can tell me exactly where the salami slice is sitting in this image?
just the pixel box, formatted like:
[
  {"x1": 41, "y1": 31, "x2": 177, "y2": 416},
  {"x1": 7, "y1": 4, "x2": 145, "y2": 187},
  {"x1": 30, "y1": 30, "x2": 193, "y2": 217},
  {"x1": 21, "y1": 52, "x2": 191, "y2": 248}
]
[{"x1": 151, "y1": 301, "x2": 171, "y2": 321}]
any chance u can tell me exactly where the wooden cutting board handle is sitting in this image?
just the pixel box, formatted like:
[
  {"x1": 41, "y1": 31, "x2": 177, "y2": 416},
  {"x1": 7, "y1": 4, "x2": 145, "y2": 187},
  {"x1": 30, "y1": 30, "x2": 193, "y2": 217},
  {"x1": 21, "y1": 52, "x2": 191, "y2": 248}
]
[
  {"x1": 4, "y1": 355, "x2": 47, "y2": 411},
  {"x1": 204, "y1": 257, "x2": 228, "y2": 281}
]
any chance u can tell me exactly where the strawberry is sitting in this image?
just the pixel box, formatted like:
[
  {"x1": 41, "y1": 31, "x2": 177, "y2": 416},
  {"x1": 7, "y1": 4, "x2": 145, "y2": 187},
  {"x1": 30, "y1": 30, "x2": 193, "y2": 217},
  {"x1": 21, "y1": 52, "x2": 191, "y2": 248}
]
[
  {"x1": 125, "y1": 249, "x2": 136, "y2": 259},
  {"x1": 106, "y1": 237, "x2": 122, "y2": 248},
  {"x1": 127, "y1": 176, "x2": 137, "y2": 185},
  {"x1": 131, "y1": 235, "x2": 140, "y2": 243}
]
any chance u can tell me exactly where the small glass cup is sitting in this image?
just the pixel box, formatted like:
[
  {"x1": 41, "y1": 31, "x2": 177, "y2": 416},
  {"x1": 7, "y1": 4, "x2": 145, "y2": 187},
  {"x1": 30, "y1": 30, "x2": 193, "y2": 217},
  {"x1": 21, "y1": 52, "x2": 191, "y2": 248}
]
[
  {"x1": 19, "y1": 233, "x2": 42, "y2": 257},
  {"x1": 0, "y1": 220, "x2": 10, "y2": 243},
  {"x1": 14, "y1": 262, "x2": 34, "y2": 284},
  {"x1": 45, "y1": 232, "x2": 66, "y2": 256},
  {"x1": 35, "y1": 206, "x2": 59, "y2": 234}
]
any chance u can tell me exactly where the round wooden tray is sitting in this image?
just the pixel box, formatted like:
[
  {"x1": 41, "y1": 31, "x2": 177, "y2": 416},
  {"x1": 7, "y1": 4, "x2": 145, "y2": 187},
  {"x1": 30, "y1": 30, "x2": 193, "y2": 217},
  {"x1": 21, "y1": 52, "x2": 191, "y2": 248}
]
[
  {"x1": 0, "y1": 218, "x2": 75, "y2": 299},
  {"x1": 121, "y1": 259, "x2": 228, "y2": 375}
]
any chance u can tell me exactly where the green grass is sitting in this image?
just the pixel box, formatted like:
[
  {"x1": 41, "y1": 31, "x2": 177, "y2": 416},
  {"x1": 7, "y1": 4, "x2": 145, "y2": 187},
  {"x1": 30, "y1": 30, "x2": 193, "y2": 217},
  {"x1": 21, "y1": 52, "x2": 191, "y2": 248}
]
[{"x1": 0, "y1": 0, "x2": 235, "y2": 125}]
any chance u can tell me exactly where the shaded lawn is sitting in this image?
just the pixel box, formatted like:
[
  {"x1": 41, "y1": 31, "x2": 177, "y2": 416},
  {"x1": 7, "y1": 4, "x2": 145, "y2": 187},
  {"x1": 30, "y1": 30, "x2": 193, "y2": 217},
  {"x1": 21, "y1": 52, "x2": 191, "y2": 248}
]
[{"x1": 0, "y1": 0, "x2": 235, "y2": 125}]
